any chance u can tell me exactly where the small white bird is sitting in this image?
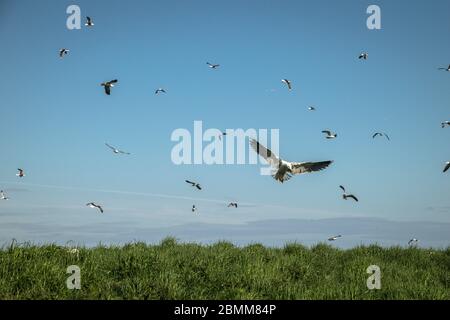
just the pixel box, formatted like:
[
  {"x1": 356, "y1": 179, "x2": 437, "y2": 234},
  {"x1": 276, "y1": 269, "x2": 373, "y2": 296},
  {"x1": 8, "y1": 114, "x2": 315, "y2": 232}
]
[
  {"x1": 438, "y1": 64, "x2": 450, "y2": 72},
  {"x1": 186, "y1": 180, "x2": 202, "y2": 190},
  {"x1": 308, "y1": 106, "x2": 316, "y2": 111},
  {"x1": 105, "y1": 143, "x2": 130, "y2": 155},
  {"x1": 86, "y1": 202, "x2": 104, "y2": 213},
  {"x1": 340, "y1": 185, "x2": 358, "y2": 202},
  {"x1": 59, "y1": 48, "x2": 69, "y2": 58},
  {"x1": 372, "y1": 132, "x2": 390, "y2": 140},
  {"x1": 281, "y1": 79, "x2": 292, "y2": 90},
  {"x1": 227, "y1": 202, "x2": 238, "y2": 208},
  {"x1": 443, "y1": 161, "x2": 450, "y2": 173},
  {"x1": 359, "y1": 52, "x2": 368, "y2": 60},
  {"x1": 16, "y1": 168, "x2": 25, "y2": 178},
  {"x1": 85, "y1": 16, "x2": 94, "y2": 27},
  {"x1": 101, "y1": 79, "x2": 118, "y2": 95},
  {"x1": 408, "y1": 238, "x2": 419, "y2": 246},
  {"x1": 250, "y1": 139, "x2": 333, "y2": 183},
  {"x1": 322, "y1": 130, "x2": 337, "y2": 139},
  {"x1": 441, "y1": 121, "x2": 450, "y2": 128},
  {"x1": 206, "y1": 62, "x2": 220, "y2": 69},
  {"x1": 192, "y1": 205, "x2": 196, "y2": 213},
  {"x1": 155, "y1": 88, "x2": 166, "y2": 94},
  {"x1": 0, "y1": 190, "x2": 9, "y2": 200},
  {"x1": 328, "y1": 235, "x2": 342, "y2": 241}
]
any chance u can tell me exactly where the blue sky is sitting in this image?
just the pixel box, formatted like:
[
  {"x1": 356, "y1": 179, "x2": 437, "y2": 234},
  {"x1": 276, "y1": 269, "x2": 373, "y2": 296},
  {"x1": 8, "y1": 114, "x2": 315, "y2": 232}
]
[{"x1": 1, "y1": 0, "x2": 450, "y2": 247}]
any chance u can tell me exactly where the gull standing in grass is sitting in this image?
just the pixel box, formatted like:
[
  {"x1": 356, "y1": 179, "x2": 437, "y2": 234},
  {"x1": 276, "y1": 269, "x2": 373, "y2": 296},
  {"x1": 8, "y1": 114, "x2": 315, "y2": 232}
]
[
  {"x1": 86, "y1": 202, "x2": 103, "y2": 213},
  {"x1": 340, "y1": 185, "x2": 358, "y2": 202},
  {"x1": 101, "y1": 79, "x2": 118, "y2": 95},
  {"x1": 105, "y1": 143, "x2": 130, "y2": 155},
  {"x1": 250, "y1": 139, "x2": 333, "y2": 183}
]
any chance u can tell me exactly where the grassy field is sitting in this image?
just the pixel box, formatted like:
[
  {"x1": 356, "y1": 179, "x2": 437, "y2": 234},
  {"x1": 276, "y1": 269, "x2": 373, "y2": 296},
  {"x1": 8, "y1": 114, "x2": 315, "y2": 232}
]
[{"x1": 0, "y1": 238, "x2": 448, "y2": 299}]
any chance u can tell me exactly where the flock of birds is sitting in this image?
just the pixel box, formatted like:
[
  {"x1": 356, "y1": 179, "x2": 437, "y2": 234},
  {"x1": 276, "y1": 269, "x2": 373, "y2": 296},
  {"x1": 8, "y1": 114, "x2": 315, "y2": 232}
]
[{"x1": 4, "y1": 15, "x2": 450, "y2": 247}]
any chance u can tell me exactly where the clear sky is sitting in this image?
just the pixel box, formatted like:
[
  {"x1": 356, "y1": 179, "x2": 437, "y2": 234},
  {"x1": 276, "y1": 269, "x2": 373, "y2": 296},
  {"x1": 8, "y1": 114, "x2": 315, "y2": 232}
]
[{"x1": 1, "y1": 0, "x2": 450, "y2": 247}]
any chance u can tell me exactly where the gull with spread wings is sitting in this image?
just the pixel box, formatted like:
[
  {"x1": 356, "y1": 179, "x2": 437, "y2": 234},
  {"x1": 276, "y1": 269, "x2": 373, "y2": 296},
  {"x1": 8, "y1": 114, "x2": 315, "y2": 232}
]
[
  {"x1": 105, "y1": 143, "x2": 130, "y2": 155},
  {"x1": 250, "y1": 139, "x2": 333, "y2": 183}
]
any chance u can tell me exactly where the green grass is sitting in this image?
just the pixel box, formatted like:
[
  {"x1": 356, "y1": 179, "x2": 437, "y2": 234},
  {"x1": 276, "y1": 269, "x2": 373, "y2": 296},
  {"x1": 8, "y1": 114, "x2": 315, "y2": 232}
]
[{"x1": 0, "y1": 238, "x2": 448, "y2": 299}]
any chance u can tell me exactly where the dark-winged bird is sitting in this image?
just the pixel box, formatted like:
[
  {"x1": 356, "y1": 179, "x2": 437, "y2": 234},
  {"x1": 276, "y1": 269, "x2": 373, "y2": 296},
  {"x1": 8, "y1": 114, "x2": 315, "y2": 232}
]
[
  {"x1": 101, "y1": 79, "x2": 118, "y2": 95},
  {"x1": 85, "y1": 16, "x2": 94, "y2": 27},
  {"x1": 322, "y1": 130, "x2": 337, "y2": 139},
  {"x1": 340, "y1": 185, "x2": 358, "y2": 202},
  {"x1": 443, "y1": 161, "x2": 450, "y2": 173},
  {"x1": 186, "y1": 180, "x2": 201, "y2": 190},
  {"x1": 281, "y1": 79, "x2": 292, "y2": 90},
  {"x1": 59, "y1": 48, "x2": 69, "y2": 58},
  {"x1": 86, "y1": 202, "x2": 103, "y2": 213},
  {"x1": 105, "y1": 143, "x2": 130, "y2": 155},
  {"x1": 373, "y1": 132, "x2": 390, "y2": 140},
  {"x1": 207, "y1": 62, "x2": 220, "y2": 69},
  {"x1": 16, "y1": 168, "x2": 25, "y2": 177}
]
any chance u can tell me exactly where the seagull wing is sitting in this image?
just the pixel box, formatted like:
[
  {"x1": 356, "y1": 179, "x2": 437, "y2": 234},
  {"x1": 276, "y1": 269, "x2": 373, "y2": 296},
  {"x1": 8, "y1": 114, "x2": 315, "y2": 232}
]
[
  {"x1": 196, "y1": 185, "x2": 202, "y2": 190},
  {"x1": 109, "y1": 79, "x2": 118, "y2": 84},
  {"x1": 347, "y1": 195, "x2": 359, "y2": 202},
  {"x1": 119, "y1": 150, "x2": 130, "y2": 155},
  {"x1": 339, "y1": 185, "x2": 346, "y2": 192},
  {"x1": 290, "y1": 161, "x2": 333, "y2": 175},
  {"x1": 104, "y1": 85, "x2": 111, "y2": 95},
  {"x1": 444, "y1": 163, "x2": 450, "y2": 173},
  {"x1": 105, "y1": 143, "x2": 116, "y2": 150},
  {"x1": 372, "y1": 133, "x2": 381, "y2": 138},
  {"x1": 384, "y1": 133, "x2": 390, "y2": 140},
  {"x1": 185, "y1": 180, "x2": 195, "y2": 186},
  {"x1": 249, "y1": 139, "x2": 280, "y2": 167},
  {"x1": 322, "y1": 130, "x2": 332, "y2": 136}
]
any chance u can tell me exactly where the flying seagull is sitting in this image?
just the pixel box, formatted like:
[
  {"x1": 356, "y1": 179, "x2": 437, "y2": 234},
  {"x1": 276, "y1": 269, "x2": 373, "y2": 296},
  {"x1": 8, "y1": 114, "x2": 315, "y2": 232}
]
[
  {"x1": 206, "y1": 62, "x2": 220, "y2": 69},
  {"x1": 59, "y1": 48, "x2": 69, "y2": 58},
  {"x1": 250, "y1": 139, "x2": 333, "y2": 183},
  {"x1": 185, "y1": 180, "x2": 201, "y2": 190},
  {"x1": 192, "y1": 205, "x2": 196, "y2": 213},
  {"x1": 86, "y1": 202, "x2": 103, "y2": 213},
  {"x1": 322, "y1": 130, "x2": 337, "y2": 139},
  {"x1": 0, "y1": 190, "x2": 9, "y2": 200},
  {"x1": 85, "y1": 16, "x2": 94, "y2": 27},
  {"x1": 308, "y1": 106, "x2": 316, "y2": 111},
  {"x1": 372, "y1": 132, "x2": 390, "y2": 140},
  {"x1": 441, "y1": 121, "x2": 450, "y2": 128},
  {"x1": 155, "y1": 88, "x2": 166, "y2": 94},
  {"x1": 328, "y1": 235, "x2": 342, "y2": 241},
  {"x1": 105, "y1": 143, "x2": 130, "y2": 155},
  {"x1": 101, "y1": 79, "x2": 118, "y2": 95},
  {"x1": 438, "y1": 65, "x2": 450, "y2": 72},
  {"x1": 16, "y1": 169, "x2": 25, "y2": 178},
  {"x1": 443, "y1": 161, "x2": 450, "y2": 173},
  {"x1": 227, "y1": 202, "x2": 238, "y2": 208},
  {"x1": 281, "y1": 79, "x2": 292, "y2": 90},
  {"x1": 339, "y1": 185, "x2": 358, "y2": 202},
  {"x1": 358, "y1": 52, "x2": 368, "y2": 60},
  {"x1": 408, "y1": 238, "x2": 419, "y2": 246}
]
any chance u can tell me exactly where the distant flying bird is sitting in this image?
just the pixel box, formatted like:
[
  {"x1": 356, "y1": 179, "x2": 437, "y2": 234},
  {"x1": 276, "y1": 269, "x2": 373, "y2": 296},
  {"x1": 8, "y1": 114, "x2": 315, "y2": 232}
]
[
  {"x1": 86, "y1": 202, "x2": 103, "y2": 213},
  {"x1": 218, "y1": 132, "x2": 227, "y2": 141},
  {"x1": 438, "y1": 65, "x2": 450, "y2": 72},
  {"x1": 16, "y1": 169, "x2": 25, "y2": 178},
  {"x1": 206, "y1": 62, "x2": 220, "y2": 69},
  {"x1": 372, "y1": 132, "x2": 390, "y2": 140},
  {"x1": 408, "y1": 238, "x2": 419, "y2": 246},
  {"x1": 443, "y1": 161, "x2": 450, "y2": 173},
  {"x1": 59, "y1": 48, "x2": 69, "y2": 58},
  {"x1": 227, "y1": 202, "x2": 238, "y2": 208},
  {"x1": 185, "y1": 180, "x2": 201, "y2": 190},
  {"x1": 441, "y1": 121, "x2": 450, "y2": 128},
  {"x1": 85, "y1": 16, "x2": 94, "y2": 27},
  {"x1": 328, "y1": 235, "x2": 342, "y2": 241},
  {"x1": 192, "y1": 205, "x2": 196, "y2": 212},
  {"x1": 322, "y1": 130, "x2": 337, "y2": 139},
  {"x1": 155, "y1": 88, "x2": 166, "y2": 94},
  {"x1": 101, "y1": 79, "x2": 118, "y2": 95},
  {"x1": 281, "y1": 79, "x2": 292, "y2": 90},
  {"x1": 0, "y1": 190, "x2": 9, "y2": 200},
  {"x1": 339, "y1": 185, "x2": 358, "y2": 202},
  {"x1": 358, "y1": 52, "x2": 368, "y2": 60},
  {"x1": 250, "y1": 139, "x2": 333, "y2": 183},
  {"x1": 308, "y1": 106, "x2": 316, "y2": 111},
  {"x1": 105, "y1": 143, "x2": 130, "y2": 155}
]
